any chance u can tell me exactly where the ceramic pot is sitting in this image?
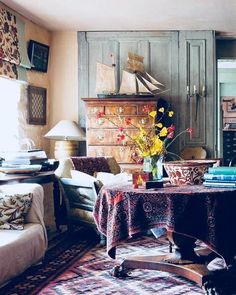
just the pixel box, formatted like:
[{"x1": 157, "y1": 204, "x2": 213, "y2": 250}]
[{"x1": 163, "y1": 160, "x2": 216, "y2": 185}]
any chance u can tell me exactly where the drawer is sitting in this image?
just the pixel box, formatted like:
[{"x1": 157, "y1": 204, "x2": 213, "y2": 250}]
[
  {"x1": 87, "y1": 105, "x2": 105, "y2": 115},
  {"x1": 87, "y1": 115, "x2": 153, "y2": 129},
  {"x1": 105, "y1": 105, "x2": 137, "y2": 115},
  {"x1": 87, "y1": 129, "x2": 139, "y2": 145},
  {"x1": 87, "y1": 145, "x2": 134, "y2": 163},
  {"x1": 138, "y1": 103, "x2": 156, "y2": 114}
]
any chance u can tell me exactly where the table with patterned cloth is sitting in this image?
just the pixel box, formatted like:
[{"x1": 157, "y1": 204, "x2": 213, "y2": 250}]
[{"x1": 94, "y1": 183, "x2": 236, "y2": 264}]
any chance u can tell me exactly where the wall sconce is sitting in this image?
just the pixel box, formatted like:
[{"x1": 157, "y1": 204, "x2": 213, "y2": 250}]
[
  {"x1": 186, "y1": 85, "x2": 206, "y2": 98},
  {"x1": 186, "y1": 85, "x2": 206, "y2": 121},
  {"x1": 44, "y1": 120, "x2": 86, "y2": 159}
]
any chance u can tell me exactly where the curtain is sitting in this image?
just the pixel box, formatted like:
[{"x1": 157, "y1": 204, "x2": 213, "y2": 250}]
[{"x1": 0, "y1": 7, "x2": 31, "y2": 81}]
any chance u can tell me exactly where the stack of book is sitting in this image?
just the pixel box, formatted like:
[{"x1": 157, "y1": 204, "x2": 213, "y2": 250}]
[
  {"x1": 1, "y1": 150, "x2": 47, "y2": 166},
  {"x1": 203, "y1": 166, "x2": 236, "y2": 187}
]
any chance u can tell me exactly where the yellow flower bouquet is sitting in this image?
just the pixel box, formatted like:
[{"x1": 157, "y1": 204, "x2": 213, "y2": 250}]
[{"x1": 96, "y1": 103, "x2": 192, "y2": 179}]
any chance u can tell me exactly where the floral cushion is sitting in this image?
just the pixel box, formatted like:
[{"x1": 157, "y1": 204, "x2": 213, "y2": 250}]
[
  {"x1": 70, "y1": 157, "x2": 111, "y2": 176},
  {"x1": 0, "y1": 193, "x2": 33, "y2": 230}
]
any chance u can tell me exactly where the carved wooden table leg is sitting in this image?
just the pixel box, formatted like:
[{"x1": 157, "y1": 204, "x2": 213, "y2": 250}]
[
  {"x1": 164, "y1": 231, "x2": 204, "y2": 264},
  {"x1": 111, "y1": 231, "x2": 226, "y2": 294}
]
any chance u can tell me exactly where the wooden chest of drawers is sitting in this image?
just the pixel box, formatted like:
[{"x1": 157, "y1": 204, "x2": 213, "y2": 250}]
[{"x1": 82, "y1": 97, "x2": 158, "y2": 170}]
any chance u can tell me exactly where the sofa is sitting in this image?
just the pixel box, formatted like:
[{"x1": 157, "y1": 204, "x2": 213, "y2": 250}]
[
  {"x1": 0, "y1": 183, "x2": 47, "y2": 286},
  {"x1": 55, "y1": 156, "x2": 121, "y2": 240}
]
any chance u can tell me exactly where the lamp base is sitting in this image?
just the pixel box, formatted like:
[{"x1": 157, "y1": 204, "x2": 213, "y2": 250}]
[{"x1": 54, "y1": 141, "x2": 78, "y2": 159}]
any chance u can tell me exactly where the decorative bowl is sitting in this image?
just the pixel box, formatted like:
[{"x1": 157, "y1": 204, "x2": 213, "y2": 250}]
[{"x1": 163, "y1": 160, "x2": 216, "y2": 186}]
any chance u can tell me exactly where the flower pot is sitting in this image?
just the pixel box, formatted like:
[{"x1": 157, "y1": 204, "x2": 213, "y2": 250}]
[{"x1": 163, "y1": 160, "x2": 216, "y2": 186}]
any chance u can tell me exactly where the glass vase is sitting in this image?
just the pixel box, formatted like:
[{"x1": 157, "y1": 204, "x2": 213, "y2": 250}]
[
  {"x1": 151, "y1": 156, "x2": 163, "y2": 180},
  {"x1": 143, "y1": 156, "x2": 163, "y2": 181}
]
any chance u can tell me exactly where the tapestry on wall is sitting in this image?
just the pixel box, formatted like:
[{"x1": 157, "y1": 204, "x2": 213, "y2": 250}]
[{"x1": 0, "y1": 7, "x2": 20, "y2": 79}]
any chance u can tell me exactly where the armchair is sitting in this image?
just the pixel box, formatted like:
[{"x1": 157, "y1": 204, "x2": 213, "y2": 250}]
[{"x1": 55, "y1": 156, "x2": 121, "y2": 242}]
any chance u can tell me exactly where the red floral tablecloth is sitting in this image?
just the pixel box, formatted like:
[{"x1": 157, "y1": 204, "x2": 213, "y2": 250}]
[{"x1": 93, "y1": 184, "x2": 236, "y2": 264}]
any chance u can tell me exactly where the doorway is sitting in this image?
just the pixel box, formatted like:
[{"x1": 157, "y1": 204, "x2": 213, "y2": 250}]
[{"x1": 217, "y1": 57, "x2": 236, "y2": 165}]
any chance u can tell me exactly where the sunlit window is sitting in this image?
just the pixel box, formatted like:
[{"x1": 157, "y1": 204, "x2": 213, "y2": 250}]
[{"x1": 0, "y1": 77, "x2": 21, "y2": 152}]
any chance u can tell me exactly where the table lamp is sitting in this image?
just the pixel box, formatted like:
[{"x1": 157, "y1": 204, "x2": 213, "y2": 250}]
[{"x1": 44, "y1": 120, "x2": 86, "y2": 159}]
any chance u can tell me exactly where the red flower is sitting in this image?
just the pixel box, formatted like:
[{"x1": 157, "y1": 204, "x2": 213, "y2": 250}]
[
  {"x1": 142, "y1": 105, "x2": 152, "y2": 113},
  {"x1": 117, "y1": 133, "x2": 125, "y2": 142},
  {"x1": 187, "y1": 128, "x2": 193, "y2": 138},
  {"x1": 125, "y1": 117, "x2": 132, "y2": 125},
  {"x1": 167, "y1": 132, "x2": 174, "y2": 139},
  {"x1": 167, "y1": 124, "x2": 175, "y2": 133},
  {"x1": 119, "y1": 126, "x2": 124, "y2": 131},
  {"x1": 96, "y1": 111, "x2": 105, "y2": 119}
]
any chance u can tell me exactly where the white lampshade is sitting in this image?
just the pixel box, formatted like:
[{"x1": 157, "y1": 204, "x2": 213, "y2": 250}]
[
  {"x1": 44, "y1": 120, "x2": 85, "y2": 141},
  {"x1": 44, "y1": 120, "x2": 86, "y2": 159}
]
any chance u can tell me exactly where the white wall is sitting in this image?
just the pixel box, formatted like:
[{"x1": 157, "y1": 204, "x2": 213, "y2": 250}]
[{"x1": 48, "y1": 31, "x2": 78, "y2": 157}]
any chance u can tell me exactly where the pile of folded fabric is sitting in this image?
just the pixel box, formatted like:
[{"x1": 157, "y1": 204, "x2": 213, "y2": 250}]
[{"x1": 203, "y1": 166, "x2": 236, "y2": 187}]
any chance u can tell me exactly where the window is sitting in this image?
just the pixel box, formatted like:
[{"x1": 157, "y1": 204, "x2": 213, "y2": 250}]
[{"x1": 0, "y1": 77, "x2": 21, "y2": 152}]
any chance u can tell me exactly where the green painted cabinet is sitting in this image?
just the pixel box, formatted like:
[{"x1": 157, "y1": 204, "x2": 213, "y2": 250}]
[
  {"x1": 178, "y1": 31, "x2": 216, "y2": 157},
  {"x1": 78, "y1": 30, "x2": 216, "y2": 157}
]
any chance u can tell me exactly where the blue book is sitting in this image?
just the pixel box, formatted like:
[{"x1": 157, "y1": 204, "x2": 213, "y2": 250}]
[
  {"x1": 204, "y1": 173, "x2": 236, "y2": 181},
  {"x1": 203, "y1": 181, "x2": 236, "y2": 188},
  {"x1": 208, "y1": 167, "x2": 236, "y2": 175}
]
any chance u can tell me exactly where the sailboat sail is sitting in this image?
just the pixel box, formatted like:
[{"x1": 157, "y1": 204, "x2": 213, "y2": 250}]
[
  {"x1": 96, "y1": 62, "x2": 116, "y2": 94},
  {"x1": 146, "y1": 72, "x2": 164, "y2": 86},
  {"x1": 136, "y1": 77, "x2": 151, "y2": 93},
  {"x1": 119, "y1": 70, "x2": 137, "y2": 94},
  {"x1": 141, "y1": 76, "x2": 160, "y2": 91}
]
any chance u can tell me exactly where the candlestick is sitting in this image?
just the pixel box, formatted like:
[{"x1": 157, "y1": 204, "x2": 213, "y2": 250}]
[
  {"x1": 202, "y1": 86, "x2": 206, "y2": 97},
  {"x1": 187, "y1": 86, "x2": 190, "y2": 95},
  {"x1": 110, "y1": 53, "x2": 115, "y2": 66}
]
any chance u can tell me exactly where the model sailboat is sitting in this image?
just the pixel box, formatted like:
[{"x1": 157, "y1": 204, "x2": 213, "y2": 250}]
[{"x1": 96, "y1": 52, "x2": 166, "y2": 98}]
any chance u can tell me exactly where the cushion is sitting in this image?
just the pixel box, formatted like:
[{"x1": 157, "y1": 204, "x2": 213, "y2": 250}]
[
  {"x1": 0, "y1": 193, "x2": 33, "y2": 230},
  {"x1": 70, "y1": 170, "x2": 102, "y2": 201},
  {"x1": 70, "y1": 170, "x2": 97, "y2": 185},
  {"x1": 95, "y1": 172, "x2": 131, "y2": 185},
  {"x1": 70, "y1": 157, "x2": 111, "y2": 176}
]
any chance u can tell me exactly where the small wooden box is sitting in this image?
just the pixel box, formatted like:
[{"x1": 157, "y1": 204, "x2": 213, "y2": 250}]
[{"x1": 132, "y1": 172, "x2": 151, "y2": 188}]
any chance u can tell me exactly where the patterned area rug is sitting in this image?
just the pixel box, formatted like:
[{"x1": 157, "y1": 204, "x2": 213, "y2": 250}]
[
  {"x1": 39, "y1": 233, "x2": 205, "y2": 295},
  {"x1": 2, "y1": 228, "x2": 236, "y2": 295}
]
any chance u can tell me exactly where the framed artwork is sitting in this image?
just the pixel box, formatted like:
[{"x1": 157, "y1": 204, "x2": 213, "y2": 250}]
[
  {"x1": 28, "y1": 40, "x2": 49, "y2": 73},
  {"x1": 27, "y1": 85, "x2": 47, "y2": 125}
]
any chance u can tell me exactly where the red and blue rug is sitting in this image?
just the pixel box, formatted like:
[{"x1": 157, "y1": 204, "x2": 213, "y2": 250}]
[{"x1": 2, "y1": 227, "x2": 234, "y2": 295}]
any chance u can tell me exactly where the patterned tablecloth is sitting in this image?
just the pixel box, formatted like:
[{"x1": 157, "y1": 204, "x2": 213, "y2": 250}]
[{"x1": 93, "y1": 184, "x2": 236, "y2": 264}]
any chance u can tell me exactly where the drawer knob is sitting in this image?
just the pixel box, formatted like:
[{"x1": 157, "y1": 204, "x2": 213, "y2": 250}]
[
  {"x1": 97, "y1": 118, "x2": 105, "y2": 125},
  {"x1": 97, "y1": 134, "x2": 104, "y2": 141},
  {"x1": 117, "y1": 107, "x2": 124, "y2": 114},
  {"x1": 119, "y1": 147, "x2": 125, "y2": 152},
  {"x1": 91, "y1": 107, "x2": 99, "y2": 114},
  {"x1": 140, "y1": 118, "x2": 148, "y2": 125}
]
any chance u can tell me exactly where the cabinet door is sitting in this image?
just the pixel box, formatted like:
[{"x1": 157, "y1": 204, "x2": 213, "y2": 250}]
[{"x1": 179, "y1": 31, "x2": 216, "y2": 157}]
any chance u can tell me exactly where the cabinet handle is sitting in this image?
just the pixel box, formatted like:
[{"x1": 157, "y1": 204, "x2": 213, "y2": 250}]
[
  {"x1": 91, "y1": 107, "x2": 99, "y2": 114},
  {"x1": 96, "y1": 150, "x2": 105, "y2": 156},
  {"x1": 117, "y1": 107, "x2": 124, "y2": 114},
  {"x1": 97, "y1": 118, "x2": 105, "y2": 125},
  {"x1": 96, "y1": 134, "x2": 104, "y2": 141},
  {"x1": 139, "y1": 118, "x2": 148, "y2": 125}
]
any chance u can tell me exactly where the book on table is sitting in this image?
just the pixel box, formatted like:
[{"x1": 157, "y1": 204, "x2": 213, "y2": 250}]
[
  {"x1": 203, "y1": 180, "x2": 236, "y2": 188},
  {"x1": 204, "y1": 173, "x2": 236, "y2": 181},
  {"x1": 208, "y1": 166, "x2": 236, "y2": 175}
]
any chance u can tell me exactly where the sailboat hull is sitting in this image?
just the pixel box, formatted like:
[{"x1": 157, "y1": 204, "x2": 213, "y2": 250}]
[{"x1": 97, "y1": 93, "x2": 154, "y2": 98}]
